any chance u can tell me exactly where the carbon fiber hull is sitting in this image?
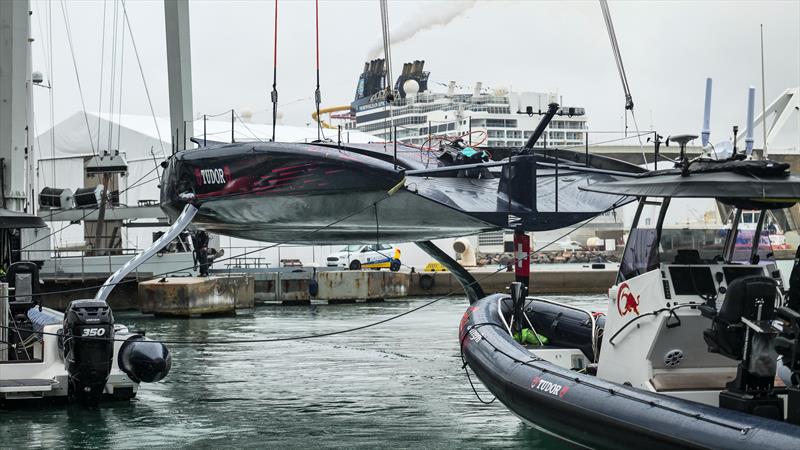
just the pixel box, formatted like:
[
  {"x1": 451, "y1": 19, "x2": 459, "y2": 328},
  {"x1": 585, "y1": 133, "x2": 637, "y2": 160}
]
[{"x1": 160, "y1": 142, "x2": 642, "y2": 244}]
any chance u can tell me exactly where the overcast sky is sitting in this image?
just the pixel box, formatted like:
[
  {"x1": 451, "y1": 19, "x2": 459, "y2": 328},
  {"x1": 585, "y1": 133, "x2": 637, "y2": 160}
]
[{"x1": 31, "y1": 0, "x2": 799, "y2": 148}]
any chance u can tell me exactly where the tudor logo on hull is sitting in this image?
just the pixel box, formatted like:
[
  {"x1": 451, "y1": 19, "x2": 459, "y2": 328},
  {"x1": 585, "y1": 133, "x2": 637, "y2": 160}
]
[
  {"x1": 198, "y1": 168, "x2": 228, "y2": 185},
  {"x1": 531, "y1": 376, "x2": 569, "y2": 398}
]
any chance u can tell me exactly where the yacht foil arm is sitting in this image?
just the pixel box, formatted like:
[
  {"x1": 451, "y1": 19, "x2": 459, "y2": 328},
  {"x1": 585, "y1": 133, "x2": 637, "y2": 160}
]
[
  {"x1": 415, "y1": 241, "x2": 485, "y2": 304},
  {"x1": 95, "y1": 204, "x2": 199, "y2": 302}
]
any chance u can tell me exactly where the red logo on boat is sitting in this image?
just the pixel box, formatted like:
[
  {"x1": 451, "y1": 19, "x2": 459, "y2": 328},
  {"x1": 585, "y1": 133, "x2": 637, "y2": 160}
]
[
  {"x1": 531, "y1": 376, "x2": 569, "y2": 398},
  {"x1": 616, "y1": 282, "x2": 640, "y2": 316},
  {"x1": 459, "y1": 306, "x2": 479, "y2": 336}
]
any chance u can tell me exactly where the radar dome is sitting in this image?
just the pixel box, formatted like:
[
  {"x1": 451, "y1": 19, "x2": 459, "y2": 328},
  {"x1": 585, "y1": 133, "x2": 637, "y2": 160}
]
[{"x1": 403, "y1": 79, "x2": 420, "y2": 95}]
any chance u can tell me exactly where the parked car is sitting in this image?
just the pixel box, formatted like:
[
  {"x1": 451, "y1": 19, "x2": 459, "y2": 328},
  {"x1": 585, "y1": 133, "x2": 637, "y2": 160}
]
[{"x1": 327, "y1": 244, "x2": 401, "y2": 271}]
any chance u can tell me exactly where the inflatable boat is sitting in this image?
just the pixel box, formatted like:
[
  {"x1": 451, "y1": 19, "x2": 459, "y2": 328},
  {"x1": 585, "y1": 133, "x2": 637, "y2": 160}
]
[{"x1": 460, "y1": 156, "x2": 800, "y2": 448}]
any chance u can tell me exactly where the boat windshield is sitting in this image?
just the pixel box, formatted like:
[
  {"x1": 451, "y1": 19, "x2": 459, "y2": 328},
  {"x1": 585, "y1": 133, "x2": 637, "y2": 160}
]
[
  {"x1": 618, "y1": 199, "x2": 663, "y2": 282},
  {"x1": 618, "y1": 198, "x2": 781, "y2": 282},
  {"x1": 730, "y1": 210, "x2": 776, "y2": 264},
  {"x1": 619, "y1": 197, "x2": 734, "y2": 282}
]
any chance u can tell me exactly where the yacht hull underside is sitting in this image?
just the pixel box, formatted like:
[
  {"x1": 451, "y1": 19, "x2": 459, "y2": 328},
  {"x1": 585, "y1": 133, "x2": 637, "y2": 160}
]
[{"x1": 190, "y1": 189, "x2": 496, "y2": 244}]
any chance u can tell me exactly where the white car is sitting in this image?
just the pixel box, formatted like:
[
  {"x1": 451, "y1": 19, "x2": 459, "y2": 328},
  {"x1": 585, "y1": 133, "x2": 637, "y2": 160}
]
[{"x1": 326, "y1": 244, "x2": 401, "y2": 271}]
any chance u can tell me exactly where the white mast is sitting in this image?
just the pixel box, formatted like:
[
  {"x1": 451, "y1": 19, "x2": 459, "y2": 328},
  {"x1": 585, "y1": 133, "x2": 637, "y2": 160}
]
[
  {"x1": 164, "y1": 0, "x2": 194, "y2": 151},
  {"x1": 0, "y1": 0, "x2": 33, "y2": 212}
]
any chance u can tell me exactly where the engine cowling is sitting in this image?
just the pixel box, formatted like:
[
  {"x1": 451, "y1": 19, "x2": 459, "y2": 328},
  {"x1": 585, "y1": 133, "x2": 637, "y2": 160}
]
[{"x1": 62, "y1": 299, "x2": 115, "y2": 404}]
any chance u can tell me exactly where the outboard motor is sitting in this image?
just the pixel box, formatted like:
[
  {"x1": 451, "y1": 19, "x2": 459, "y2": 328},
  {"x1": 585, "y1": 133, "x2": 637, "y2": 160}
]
[
  {"x1": 62, "y1": 299, "x2": 115, "y2": 404},
  {"x1": 118, "y1": 336, "x2": 172, "y2": 383}
]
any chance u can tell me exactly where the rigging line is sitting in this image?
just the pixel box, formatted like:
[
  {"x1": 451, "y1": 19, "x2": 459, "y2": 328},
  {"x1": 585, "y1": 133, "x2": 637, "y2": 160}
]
[
  {"x1": 599, "y1": 0, "x2": 631, "y2": 108},
  {"x1": 48, "y1": 0, "x2": 56, "y2": 187},
  {"x1": 120, "y1": 0, "x2": 166, "y2": 158},
  {"x1": 20, "y1": 162, "x2": 166, "y2": 251},
  {"x1": 19, "y1": 173, "x2": 161, "y2": 256},
  {"x1": 107, "y1": 0, "x2": 120, "y2": 152},
  {"x1": 271, "y1": 0, "x2": 278, "y2": 142},
  {"x1": 234, "y1": 111, "x2": 265, "y2": 143},
  {"x1": 96, "y1": 0, "x2": 108, "y2": 153},
  {"x1": 59, "y1": 0, "x2": 97, "y2": 156},
  {"x1": 116, "y1": 8, "x2": 126, "y2": 152},
  {"x1": 379, "y1": 0, "x2": 395, "y2": 148},
  {"x1": 599, "y1": 0, "x2": 645, "y2": 162},
  {"x1": 314, "y1": 0, "x2": 322, "y2": 142},
  {"x1": 9, "y1": 188, "x2": 403, "y2": 300},
  {"x1": 5, "y1": 209, "x2": 611, "y2": 344}
]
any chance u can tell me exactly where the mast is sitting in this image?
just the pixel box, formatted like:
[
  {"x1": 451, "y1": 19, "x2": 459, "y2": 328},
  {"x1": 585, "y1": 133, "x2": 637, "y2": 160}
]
[
  {"x1": 0, "y1": 0, "x2": 33, "y2": 213},
  {"x1": 164, "y1": 0, "x2": 194, "y2": 151}
]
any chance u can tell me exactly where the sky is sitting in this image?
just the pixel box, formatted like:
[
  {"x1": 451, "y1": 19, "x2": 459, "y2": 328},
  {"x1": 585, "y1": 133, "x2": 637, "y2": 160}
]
[{"x1": 30, "y1": 0, "x2": 800, "y2": 148}]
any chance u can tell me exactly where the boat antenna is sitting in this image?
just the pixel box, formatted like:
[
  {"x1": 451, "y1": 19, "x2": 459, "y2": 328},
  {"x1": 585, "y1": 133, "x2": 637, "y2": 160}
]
[
  {"x1": 745, "y1": 86, "x2": 756, "y2": 156},
  {"x1": 379, "y1": 0, "x2": 395, "y2": 143},
  {"x1": 520, "y1": 103, "x2": 560, "y2": 153},
  {"x1": 270, "y1": 0, "x2": 278, "y2": 142},
  {"x1": 760, "y1": 24, "x2": 768, "y2": 158},
  {"x1": 314, "y1": 0, "x2": 322, "y2": 141},
  {"x1": 701, "y1": 78, "x2": 712, "y2": 147}
]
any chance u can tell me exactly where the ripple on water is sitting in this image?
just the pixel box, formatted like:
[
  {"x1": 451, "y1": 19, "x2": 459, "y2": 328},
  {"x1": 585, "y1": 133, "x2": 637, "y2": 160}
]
[{"x1": 0, "y1": 296, "x2": 606, "y2": 448}]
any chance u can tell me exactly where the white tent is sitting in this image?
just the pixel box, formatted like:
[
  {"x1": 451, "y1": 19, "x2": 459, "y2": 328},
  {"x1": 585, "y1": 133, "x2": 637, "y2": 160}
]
[{"x1": 34, "y1": 111, "x2": 451, "y2": 268}]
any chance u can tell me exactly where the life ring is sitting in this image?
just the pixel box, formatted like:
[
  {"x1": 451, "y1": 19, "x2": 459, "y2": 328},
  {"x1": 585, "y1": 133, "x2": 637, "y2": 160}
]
[{"x1": 419, "y1": 274, "x2": 435, "y2": 290}]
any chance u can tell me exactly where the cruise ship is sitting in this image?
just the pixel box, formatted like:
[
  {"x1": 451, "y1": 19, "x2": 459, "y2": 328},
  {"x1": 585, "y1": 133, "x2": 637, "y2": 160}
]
[{"x1": 347, "y1": 59, "x2": 588, "y2": 149}]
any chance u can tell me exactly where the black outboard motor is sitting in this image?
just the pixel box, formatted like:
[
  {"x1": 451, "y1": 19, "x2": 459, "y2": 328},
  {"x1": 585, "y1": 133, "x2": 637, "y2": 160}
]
[
  {"x1": 118, "y1": 336, "x2": 172, "y2": 383},
  {"x1": 63, "y1": 299, "x2": 115, "y2": 404}
]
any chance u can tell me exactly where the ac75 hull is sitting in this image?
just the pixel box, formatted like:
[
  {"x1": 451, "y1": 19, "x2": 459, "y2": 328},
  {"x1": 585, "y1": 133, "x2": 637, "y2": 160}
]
[{"x1": 160, "y1": 142, "x2": 642, "y2": 244}]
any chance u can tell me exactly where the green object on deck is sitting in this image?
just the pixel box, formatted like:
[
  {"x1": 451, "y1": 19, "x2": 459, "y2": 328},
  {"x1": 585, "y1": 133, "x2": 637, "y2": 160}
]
[
  {"x1": 460, "y1": 147, "x2": 478, "y2": 158},
  {"x1": 513, "y1": 328, "x2": 548, "y2": 346}
]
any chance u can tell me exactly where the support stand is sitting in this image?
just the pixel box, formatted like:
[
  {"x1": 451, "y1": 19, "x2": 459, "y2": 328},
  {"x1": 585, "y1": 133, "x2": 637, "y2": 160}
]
[{"x1": 95, "y1": 204, "x2": 198, "y2": 302}]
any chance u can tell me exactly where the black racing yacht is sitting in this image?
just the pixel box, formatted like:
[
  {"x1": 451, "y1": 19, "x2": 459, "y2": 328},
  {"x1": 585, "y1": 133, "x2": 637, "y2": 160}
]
[{"x1": 159, "y1": 103, "x2": 644, "y2": 244}]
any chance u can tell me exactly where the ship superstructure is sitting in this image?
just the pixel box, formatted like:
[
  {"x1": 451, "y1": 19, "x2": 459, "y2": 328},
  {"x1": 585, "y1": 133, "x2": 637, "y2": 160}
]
[{"x1": 348, "y1": 59, "x2": 588, "y2": 149}]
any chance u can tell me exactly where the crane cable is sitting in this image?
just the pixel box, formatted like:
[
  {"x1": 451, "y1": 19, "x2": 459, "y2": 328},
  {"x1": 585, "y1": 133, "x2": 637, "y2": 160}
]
[
  {"x1": 599, "y1": 0, "x2": 647, "y2": 164},
  {"x1": 59, "y1": 0, "x2": 97, "y2": 156},
  {"x1": 271, "y1": 0, "x2": 279, "y2": 142}
]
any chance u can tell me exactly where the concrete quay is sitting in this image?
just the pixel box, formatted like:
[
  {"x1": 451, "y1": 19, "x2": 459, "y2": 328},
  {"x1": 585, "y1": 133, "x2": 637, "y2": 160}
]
[
  {"x1": 39, "y1": 266, "x2": 615, "y2": 314},
  {"x1": 247, "y1": 266, "x2": 615, "y2": 304},
  {"x1": 138, "y1": 276, "x2": 255, "y2": 317}
]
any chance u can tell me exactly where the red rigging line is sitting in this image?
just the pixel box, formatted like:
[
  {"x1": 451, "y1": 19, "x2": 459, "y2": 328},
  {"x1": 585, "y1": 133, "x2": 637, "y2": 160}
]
[
  {"x1": 271, "y1": 0, "x2": 279, "y2": 142},
  {"x1": 314, "y1": 0, "x2": 322, "y2": 141}
]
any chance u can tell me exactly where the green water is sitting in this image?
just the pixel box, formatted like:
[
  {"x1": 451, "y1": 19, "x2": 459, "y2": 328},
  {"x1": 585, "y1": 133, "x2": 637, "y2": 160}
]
[{"x1": 0, "y1": 296, "x2": 606, "y2": 449}]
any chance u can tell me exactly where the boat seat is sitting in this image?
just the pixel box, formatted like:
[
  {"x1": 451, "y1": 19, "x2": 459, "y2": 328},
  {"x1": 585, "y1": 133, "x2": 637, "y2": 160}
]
[
  {"x1": 651, "y1": 371, "x2": 786, "y2": 392},
  {"x1": 703, "y1": 275, "x2": 777, "y2": 360}
]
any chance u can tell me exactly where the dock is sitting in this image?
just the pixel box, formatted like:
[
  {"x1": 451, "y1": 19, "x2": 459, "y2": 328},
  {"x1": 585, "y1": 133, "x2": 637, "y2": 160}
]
[
  {"x1": 39, "y1": 266, "x2": 615, "y2": 312},
  {"x1": 138, "y1": 276, "x2": 255, "y2": 317}
]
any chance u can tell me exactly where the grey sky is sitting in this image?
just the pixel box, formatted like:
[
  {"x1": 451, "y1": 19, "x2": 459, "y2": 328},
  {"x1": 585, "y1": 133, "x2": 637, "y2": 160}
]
[{"x1": 32, "y1": 0, "x2": 800, "y2": 147}]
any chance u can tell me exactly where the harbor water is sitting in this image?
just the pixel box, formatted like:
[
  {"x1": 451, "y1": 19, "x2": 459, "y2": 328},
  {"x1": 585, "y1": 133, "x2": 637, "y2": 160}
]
[{"x1": 0, "y1": 295, "x2": 605, "y2": 449}]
